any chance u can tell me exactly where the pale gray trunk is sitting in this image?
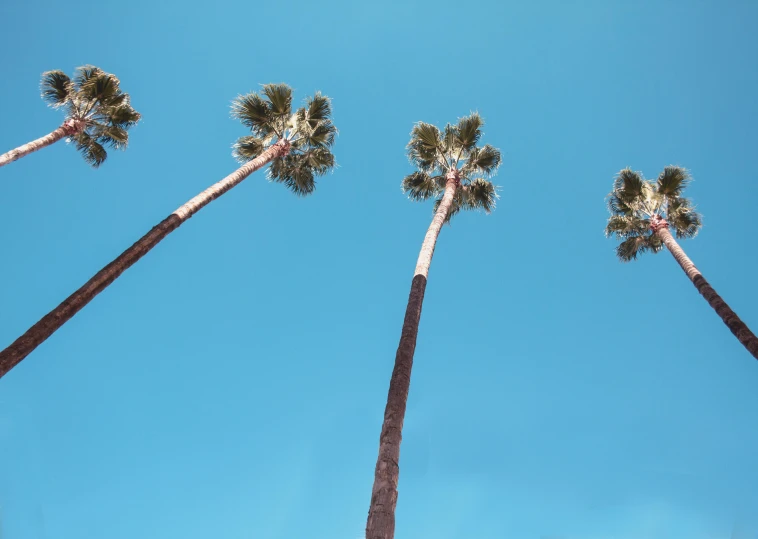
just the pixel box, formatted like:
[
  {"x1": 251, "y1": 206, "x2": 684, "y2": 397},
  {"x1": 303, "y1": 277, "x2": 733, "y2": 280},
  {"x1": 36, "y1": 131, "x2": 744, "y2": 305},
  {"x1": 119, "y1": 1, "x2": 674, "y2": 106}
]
[
  {"x1": 366, "y1": 171, "x2": 458, "y2": 539},
  {"x1": 655, "y1": 224, "x2": 758, "y2": 359},
  {"x1": 0, "y1": 124, "x2": 72, "y2": 168},
  {"x1": 0, "y1": 140, "x2": 290, "y2": 379}
]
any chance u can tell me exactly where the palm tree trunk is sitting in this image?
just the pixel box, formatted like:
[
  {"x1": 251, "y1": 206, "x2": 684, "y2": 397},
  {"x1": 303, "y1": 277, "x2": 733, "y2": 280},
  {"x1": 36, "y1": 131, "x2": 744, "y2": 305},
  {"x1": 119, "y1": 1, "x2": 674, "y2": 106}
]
[
  {"x1": 366, "y1": 171, "x2": 458, "y2": 539},
  {"x1": 0, "y1": 120, "x2": 82, "y2": 168},
  {"x1": 655, "y1": 224, "x2": 758, "y2": 359},
  {"x1": 0, "y1": 140, "x2": 290, "y2": 380}
]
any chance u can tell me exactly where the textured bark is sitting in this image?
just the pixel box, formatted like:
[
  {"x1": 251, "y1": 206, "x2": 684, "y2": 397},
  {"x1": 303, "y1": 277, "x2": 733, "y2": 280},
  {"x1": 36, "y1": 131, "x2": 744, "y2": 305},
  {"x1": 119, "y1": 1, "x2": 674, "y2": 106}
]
[
  {"x1": 0, "y1": 140, "x2": 290, "y2": 380},
  {"x1": 0, "y1": 119, "x2": 83, "y2": 168},
  {"x1": 655, "y1": 222, "x2": 758, "y2": 360},
  {"x1": 366, "y1": 171, "x2": 459, "y2": 539}
]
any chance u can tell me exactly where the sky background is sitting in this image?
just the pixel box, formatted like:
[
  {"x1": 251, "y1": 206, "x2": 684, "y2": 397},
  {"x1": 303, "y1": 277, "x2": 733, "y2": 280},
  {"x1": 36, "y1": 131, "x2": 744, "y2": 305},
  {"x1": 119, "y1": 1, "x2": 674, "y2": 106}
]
[{"x1": 1, "y1": 1, "x2": 758, "y2": 538}]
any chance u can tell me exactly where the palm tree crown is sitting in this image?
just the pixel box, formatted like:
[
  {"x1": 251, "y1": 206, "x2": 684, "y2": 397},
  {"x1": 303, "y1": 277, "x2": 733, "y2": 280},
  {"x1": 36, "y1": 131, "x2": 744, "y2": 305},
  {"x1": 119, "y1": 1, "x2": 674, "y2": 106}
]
[
  {"x1": 231, "y1": 84, "x2": 337, "y2": 196},
  {"x1": 401, "y1": 113, "x2": 501, "y2": 221},
  {"x1": 41, "y1": 65, "x2": 141, "y2": 167},
  {"x1": 605, "y1": 166, "x2": 702, "y2": 261}
]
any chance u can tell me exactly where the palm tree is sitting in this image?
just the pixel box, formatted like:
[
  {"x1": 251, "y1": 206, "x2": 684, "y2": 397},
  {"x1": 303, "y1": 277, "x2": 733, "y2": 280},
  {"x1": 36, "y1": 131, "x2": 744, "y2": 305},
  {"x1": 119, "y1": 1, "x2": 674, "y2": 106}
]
[
  {"x1": 0, "y1": 84, "x2": 337, "y2": 379},
  {"x1": 605, "y1": 166, "x2": 758, "y2": 359},
  {"x1": 366, "y1": 113, "x2": 501, "y2": 539},
  {"x1": 0, "y1": 66, "x2": 141, "y2": 169}
]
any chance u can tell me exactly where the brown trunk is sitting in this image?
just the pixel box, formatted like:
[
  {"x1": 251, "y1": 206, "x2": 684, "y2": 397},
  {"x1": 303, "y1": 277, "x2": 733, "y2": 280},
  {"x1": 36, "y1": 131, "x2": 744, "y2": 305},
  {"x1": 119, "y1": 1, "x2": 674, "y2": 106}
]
[
  {"x1": 365, "y1": 171, "x2": 459, "y2": 539},
  {"x1": 0, "y1": 140, "x2": 290, "y2": 380},
  {"x1": 654, "y1": 221, "x2": 758, "y2": 360},
  {"x1": 0, "y1": 119, "x2": 84, "y2": 169}
]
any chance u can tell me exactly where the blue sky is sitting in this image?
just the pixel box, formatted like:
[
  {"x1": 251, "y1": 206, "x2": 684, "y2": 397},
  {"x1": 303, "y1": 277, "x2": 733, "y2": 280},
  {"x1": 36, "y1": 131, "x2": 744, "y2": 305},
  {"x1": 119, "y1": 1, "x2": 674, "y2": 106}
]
[{"x1": 1, "y1": 0, "x2": 758, "y2": 538}]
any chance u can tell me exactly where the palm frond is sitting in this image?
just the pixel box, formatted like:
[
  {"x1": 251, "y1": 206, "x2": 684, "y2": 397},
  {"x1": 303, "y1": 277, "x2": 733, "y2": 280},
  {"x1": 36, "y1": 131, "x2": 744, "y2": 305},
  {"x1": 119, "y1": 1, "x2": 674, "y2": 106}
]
[
  {"x1": 462, "y1": 178, "x2": 498, "y2": 213},
  {"x1": 616, "y1": 235, "x2": 651, "y2": 262},
  {"x1": 462, "y1": 144, "x2": 501, "y2": 176},
  {"x1": 92, "y1": 125, "x2": 129, "y2": 149},
  {"x1": 401, "y1": 171, "x2": 442, "y2": 202},
  {"x1": 455, "y1": 112, "x2": 483, "y2": 153},
  {"x1": 73, "y1": 132, "x2": 108, "y2": 168},
  {"x1": 79, "y1": 71, "x2": 122, "y2": 103},
  {"x1": 304, "y1": 92, "x2": 331, "y2": 122},
  {"x1": 105, "y1": 100, "x2": 142, "y2": 128},
  {"x1": 667, "y1": 197, "x2": 702, "y2": 239},
  {"x1": 408, "y1": 122, "x2": 442, "y2": 171},
  {"x1": 268, "y1": 154, "x2": 316, "y2": 196},
  {"x1": 612, "y1": 168, "x2": 645, "y2": 203},
  {"x1": 262, "y1": 83, "x2": 293, "y2": 116},
  {"x1": 231, "y1": 93, "x2": 275, "y2": 136},
  {"x1": 232, "y1": 135, "x2": 265, "y2": 163},
  {"x1": 657, "y1": 166, "x2": 690, "y2": 197},
  {"x1": 605, "y1": 214, "x2": 650, "y2": 238},
  {"x1": 40, "y1": 70, "x2": 72, "y2": 108},
  {"x1": 73, "y1": 65, "x2": 104, "y2": 89}
]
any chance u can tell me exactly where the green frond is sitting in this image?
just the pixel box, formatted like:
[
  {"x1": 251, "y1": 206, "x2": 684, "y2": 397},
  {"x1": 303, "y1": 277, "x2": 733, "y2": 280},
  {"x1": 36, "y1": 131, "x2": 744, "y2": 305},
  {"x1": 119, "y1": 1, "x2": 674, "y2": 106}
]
[
  {"x1": 92, "y1": 125, "x2": 129, "y2": 149},
  {"x1": 616, "y1": 235, "x2": 649, "y2": 262},
  {"x1": 232, "y1": 135, "x2": 265, "y2": 163},
  {"x1": 455, "y1": 112, "x2": 483, "y2": 153},
  {"x1": 304, "y1": 92, "x2": 331, "y2": 122},
  {"x1": 267, "y1": 154, "x2": 316, "y2": 197},
  {"x1": 657, "y1": 166, "x2": 690, "y2": 197},
  {"x1": 294, "y1": 115, "x2": 336, "y2": 148},
  {"x1": 401, "y1": 171, "x2": 443, "y2": 202},
  {"x1": 463, "y1": 178, "x2": 498, "y2": 213},
  {"x1": 299, "y1": 147, "x2": 335, "y2": 175},
  {"x1": 107, "y1": 102, "x2": 141, "y2": 127},
  {"x1": 73, "y1": 65, "x2": 104, "y2": 89},
  {"x1": 78, "y1": 71, "x2": 122, "y2": 104},
  {"x1": 40, "y1": 70, "x2": 72, "y2": 107},
  {"x1": 667, "y1": 197, "x2": 702, "y2": 239},
  {"x1": 442, "y1": 124, "x2": 456, "y2": 156},
  {"x1": 73, "y1": 132, "x2": 107, "y2": 168},
  {"x1": 462, "y1": 144, "x2": 501, "y2": 176},
  {"x1": 262, "y1": 83, "x2": 293, "y2": 116},
  {"x1": 612, "y1": 168, "x2": 646, "y2": 202},
  {"x1": 605, "y1": 214, "x2": 650, "y2": 238},
  {"x1": 408, "y1": 122, "x2": 442, "y2": 171},
  {"x1": 231, "y1": 93, "x2": 275, "y2": 136}
]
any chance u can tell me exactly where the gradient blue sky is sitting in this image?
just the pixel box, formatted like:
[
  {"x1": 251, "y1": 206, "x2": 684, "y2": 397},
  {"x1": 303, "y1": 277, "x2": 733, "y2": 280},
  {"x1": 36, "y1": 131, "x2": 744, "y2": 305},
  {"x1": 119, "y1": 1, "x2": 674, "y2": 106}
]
[{"x1": 1, "y1": 1, "x2": 758, "y2": 538}]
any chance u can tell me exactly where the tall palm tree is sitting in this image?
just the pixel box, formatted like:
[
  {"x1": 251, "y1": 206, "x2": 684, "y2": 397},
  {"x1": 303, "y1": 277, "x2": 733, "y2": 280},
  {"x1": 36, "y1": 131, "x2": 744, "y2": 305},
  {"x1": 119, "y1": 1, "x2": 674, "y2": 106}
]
[
  {"x1": 605, "y1": 166, "x2": 758, "y2": 359},
  {"x1": 0, "y1": 66, "x2": 141, "y2": 169},
  {"x1": 0, "y1": 84, "x2": 337, "y2": 380},
  {"x1": 366, "y1": 113, "x2": 501, "y2": 539}
]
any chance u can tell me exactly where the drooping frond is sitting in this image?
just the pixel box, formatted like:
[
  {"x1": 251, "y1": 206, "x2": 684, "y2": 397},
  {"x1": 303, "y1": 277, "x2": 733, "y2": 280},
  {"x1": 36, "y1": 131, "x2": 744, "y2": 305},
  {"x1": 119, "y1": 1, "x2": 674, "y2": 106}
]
[
  {"x1": 401, "y1": 172, "x2": 443, "y2": 202},
  {"x1": 232, "y1": 135, "x2": 265, "y2": 163},
  {"x1": 40, "y1": 70, "x2": 72, "y2": 108},
  {"x1": 73, "y1": 132, "x2": 108, "y2": 168},
  {"x1": 78, "y1": 70, "x2": 122, "y2": 104},
  {"x1": 106, "y1": 99, "x2": 142, "y2": 128},
  {"x1": 90, "y1": 125, "x2": 129, "y2": 149},
  {"x1": 605, "y1": 214, "x2": 650, "y2": 239},
  {"x1": 408, "y1": 122, "x2": 443, "y2": 172},
  {"x1": 616, "y1": 236, "x2": 649, "y2": 262},
  {"x1": 462, "y1": 144, "x2": 501, "y2": 177},
  {"x1": 268, "y1": 154, "x2": 316, "y2": 196},
  {"x1": 657, "y1": 166, "x2": 690, "y2": 197},
  {"x1": 462, "y1": 178, "x2": 498, "y2": 213},
  {"x1": 667, "y1": 197, "x2": 702, "y2": 239},
  {"x1": 73, "y1": 65, "x2": 104, "y2": 91}
]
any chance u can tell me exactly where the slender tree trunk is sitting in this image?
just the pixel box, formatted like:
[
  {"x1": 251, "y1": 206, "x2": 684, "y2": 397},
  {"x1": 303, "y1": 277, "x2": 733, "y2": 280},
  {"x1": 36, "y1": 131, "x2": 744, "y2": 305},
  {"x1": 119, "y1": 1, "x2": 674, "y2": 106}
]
[
  {"x1": 0, "y1": 119, "x2": 83, "y2": 168},
  {"x1": 366, "y1": 171, "x2": 459, "y2": 539},
  {"x1": 654, "y1": 221, "x2": 758, "y2": 359},
  {"x1": 0, "y1": 140, "x2": 290, "y2": 380}
]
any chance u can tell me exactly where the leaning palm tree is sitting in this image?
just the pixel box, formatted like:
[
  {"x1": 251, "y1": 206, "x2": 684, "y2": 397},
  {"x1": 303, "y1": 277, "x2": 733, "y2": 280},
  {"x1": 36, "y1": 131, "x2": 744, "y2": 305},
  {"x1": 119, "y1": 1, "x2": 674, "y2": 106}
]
[
  {"x1": 0, "y1": 66, "x2": 141, "y2": 169},
  {"x1": 366, "y1": 113, "x2": 501, "y2": 539},
  {"x1": 605, "y1": 166, "x2": 758, "y2": 359},
  {"x1": 0, "y1": 84, "x2": 336, "y2": 379}
]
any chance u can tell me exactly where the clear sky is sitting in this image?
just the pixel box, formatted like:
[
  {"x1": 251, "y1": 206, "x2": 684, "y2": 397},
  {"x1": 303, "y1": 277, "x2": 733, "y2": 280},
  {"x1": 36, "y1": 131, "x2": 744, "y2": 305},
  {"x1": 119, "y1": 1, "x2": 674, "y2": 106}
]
[{"x1": 1, "y1": 1, "x2": 758, "y2": 538}]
